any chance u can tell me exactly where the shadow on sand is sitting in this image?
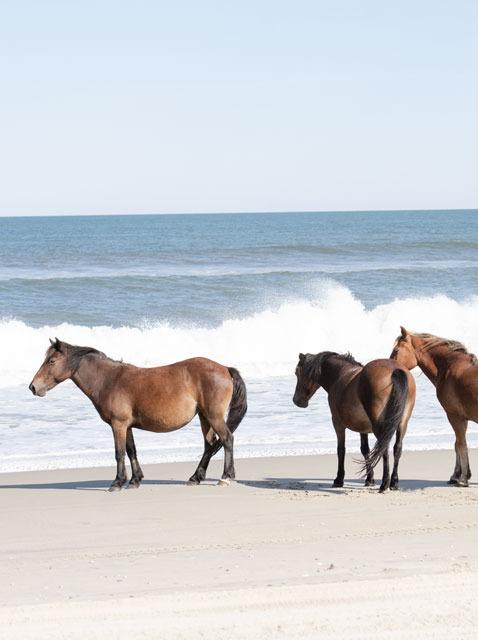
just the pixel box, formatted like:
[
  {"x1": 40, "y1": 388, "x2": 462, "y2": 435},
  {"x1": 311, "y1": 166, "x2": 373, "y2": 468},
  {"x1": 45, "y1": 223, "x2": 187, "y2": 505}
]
[
  {"x1": 1, "y1": 476, "x2": 473, "y2": 493},
  {"x1": 0, "y1": 478, "x2": 187, "y2": 492},
  {"x1": 238, "y1": 476, "x2": 474, "y2": 493},
  {"x1": 238, "y1": 478, "x2": 346, "y2": 494}
]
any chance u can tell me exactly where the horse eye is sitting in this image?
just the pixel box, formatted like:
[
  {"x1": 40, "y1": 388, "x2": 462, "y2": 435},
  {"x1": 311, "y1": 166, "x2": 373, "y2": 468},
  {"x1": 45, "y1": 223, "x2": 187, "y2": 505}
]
[{"x1": 48, "y1": 359, "x2": 55, "y2": 365}]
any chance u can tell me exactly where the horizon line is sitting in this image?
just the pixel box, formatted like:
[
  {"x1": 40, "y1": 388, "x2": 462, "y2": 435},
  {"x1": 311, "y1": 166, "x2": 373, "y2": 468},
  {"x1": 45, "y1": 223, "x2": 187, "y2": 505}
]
[{"x1": 1, "y1": 207, "x2": 477, "y2": 220}]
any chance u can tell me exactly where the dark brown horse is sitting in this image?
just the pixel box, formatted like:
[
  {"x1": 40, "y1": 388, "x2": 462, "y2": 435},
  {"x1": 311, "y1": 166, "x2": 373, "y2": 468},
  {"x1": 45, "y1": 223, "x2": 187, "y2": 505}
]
[
  {"x1": 29, "y1": 339, "x2": 247, "y2": 490},
  {"x1": 293, "y1": 351, "x2": 416, "y2": 492},
  {"x1": 391, "y1": 327, "x2": 477, "y2": 487}
]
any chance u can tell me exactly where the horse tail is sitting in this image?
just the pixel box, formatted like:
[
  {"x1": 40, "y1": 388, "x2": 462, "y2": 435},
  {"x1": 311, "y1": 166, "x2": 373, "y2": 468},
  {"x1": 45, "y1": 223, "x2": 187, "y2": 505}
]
[
  {"x1": 226, "y1": 367, "x2": 248, "y2": 433},
  {"x1": 362, "y1": 368, "x2": 409, "y2": 473},
  {"x1": 209, "y1": 367, "x2": 247, "y2": 456}
]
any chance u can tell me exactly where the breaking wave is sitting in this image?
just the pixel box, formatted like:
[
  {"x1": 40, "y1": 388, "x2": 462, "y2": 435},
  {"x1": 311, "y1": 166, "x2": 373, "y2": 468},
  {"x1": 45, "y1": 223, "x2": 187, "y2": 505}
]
[{"x1": 1, "y1": 283, "x2": 477, "y2": 388}]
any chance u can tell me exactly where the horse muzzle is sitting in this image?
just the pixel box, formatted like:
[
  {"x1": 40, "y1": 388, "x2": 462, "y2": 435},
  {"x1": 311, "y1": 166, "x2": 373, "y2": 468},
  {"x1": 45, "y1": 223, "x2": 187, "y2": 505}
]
[
  {"x1": 293, "y1": 396, "x2": 309, "y2": 408},
  {"x1": 29, "y1": 382, "x2": 46, "y2": 397}
]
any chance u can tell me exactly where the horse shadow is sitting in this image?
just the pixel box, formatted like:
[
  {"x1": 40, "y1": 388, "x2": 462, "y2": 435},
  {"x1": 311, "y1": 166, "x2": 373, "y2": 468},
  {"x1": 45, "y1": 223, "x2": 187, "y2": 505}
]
[
  {"x1": 0, "y1": 476, "x2": 473, "y2": 493},
  {"x1": 237, "y1": 476, "x2": 471, "y2": 493},
  {"x1": 237, "y1": 477, "x2": 346, "y2": 494},
  {"x1": 0, "y1": 478, "x2": 188, "y2": 492},
  {"x1": 393, "y1": 478, "x2": 476, "y2": 491}
]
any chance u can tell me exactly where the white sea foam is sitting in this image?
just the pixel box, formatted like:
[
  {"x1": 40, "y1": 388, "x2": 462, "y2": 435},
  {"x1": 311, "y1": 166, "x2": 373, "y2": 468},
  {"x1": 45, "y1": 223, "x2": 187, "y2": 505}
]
[{"x1": 1, "y1": 284, "x2": 477, "y2": 388}]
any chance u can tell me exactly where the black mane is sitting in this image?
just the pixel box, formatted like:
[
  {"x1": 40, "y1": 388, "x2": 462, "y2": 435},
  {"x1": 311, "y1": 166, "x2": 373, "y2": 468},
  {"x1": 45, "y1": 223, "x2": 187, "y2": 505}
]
[
  {"x1": 301, "y1": 351, "x2": 362, "y2": 381},
  {"x1": 48, "y1": 339, "x2": 120, "y2": 370},
  {"x1": 333, "y1": 352, "x2": 363, "y2": 367},
  {"x1": 66, "y1": 345, "x2": 109, "y2": 370}
]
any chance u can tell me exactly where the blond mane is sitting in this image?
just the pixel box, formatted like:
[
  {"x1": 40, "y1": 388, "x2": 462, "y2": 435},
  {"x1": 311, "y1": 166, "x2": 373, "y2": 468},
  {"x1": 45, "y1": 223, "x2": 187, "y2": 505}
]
[{"x1": 413, "y1": 332, "x2": 476, "y2": 364}]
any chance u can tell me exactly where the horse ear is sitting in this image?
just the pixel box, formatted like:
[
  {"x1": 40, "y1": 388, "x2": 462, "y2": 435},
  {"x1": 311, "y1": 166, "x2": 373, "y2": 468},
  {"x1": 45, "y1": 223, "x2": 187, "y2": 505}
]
[
  {"x1": 400, "y1": 326, "x2": 408, "y2": 339},
  {"x1": 54, "y1": 338, "x2": 64, "y2": 352},
  {"x1": 299, "y1": 353, "x2": 305, "y2": 361},
  {"x1": 49, "y1": 338, "x2": 55, "y2": 345}
]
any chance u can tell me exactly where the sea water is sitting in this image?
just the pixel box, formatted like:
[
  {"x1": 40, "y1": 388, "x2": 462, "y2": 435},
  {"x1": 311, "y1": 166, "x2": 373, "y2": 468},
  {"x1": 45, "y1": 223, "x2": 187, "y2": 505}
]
[{"x1": 1, "y1": 210, "x2": 477, "y2": 472}]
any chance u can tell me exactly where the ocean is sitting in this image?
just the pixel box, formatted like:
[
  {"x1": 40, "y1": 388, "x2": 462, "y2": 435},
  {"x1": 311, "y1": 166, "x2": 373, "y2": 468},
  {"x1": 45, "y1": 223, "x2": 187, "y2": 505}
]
[{"x1": 1, "y1": 210, "x2": 477, "y2": 472}]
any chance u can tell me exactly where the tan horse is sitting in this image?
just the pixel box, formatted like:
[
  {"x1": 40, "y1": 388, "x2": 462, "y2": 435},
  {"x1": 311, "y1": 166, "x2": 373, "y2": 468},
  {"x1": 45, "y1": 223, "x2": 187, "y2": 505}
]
[
  {"x1": 293, "y1": 351, "x2": 416, "y2": 492},
  {"x1": 29, "y1": 339, "x2": 247, "y2": 490},
  {"x1": 391, "y1": 327, "x2": 477, "y2": 486}
]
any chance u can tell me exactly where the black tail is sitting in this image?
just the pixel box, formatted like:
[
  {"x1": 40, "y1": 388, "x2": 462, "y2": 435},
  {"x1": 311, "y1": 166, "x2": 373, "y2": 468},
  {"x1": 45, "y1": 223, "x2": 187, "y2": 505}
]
[
  {"x1": 362, "y1": 369, "x2": 409, "y2": 473},
  {"x1": 209, "y1": 367, "x2": 247, "y2": 456},
  {"x1": 226, "y1": 367, "x2": 248, "y2": 433}
]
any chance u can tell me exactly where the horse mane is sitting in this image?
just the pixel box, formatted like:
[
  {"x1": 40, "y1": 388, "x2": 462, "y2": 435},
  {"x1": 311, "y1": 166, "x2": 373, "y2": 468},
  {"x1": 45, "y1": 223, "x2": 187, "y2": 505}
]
[
  {"x1": 302, "y1": 351, "x2": 362, "y2": 381},
  {"x1": 335, "y1": 352, "x2": 363, "y2": 367},
  {"x1": 66, "y1": 345, "x2": 110, "y2": 370},
  {"x1": 413, "y1": 332, "x2": 476, "y2": 363},
  {"x1": 48, "y1": 341, "x2": 121, "y2": 370}
]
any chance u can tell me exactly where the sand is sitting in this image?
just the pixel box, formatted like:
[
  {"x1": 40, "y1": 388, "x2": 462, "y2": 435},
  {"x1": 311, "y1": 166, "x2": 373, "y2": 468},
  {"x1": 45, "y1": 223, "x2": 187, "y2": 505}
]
[{"x1": 1, "y1": 449, "x2": 477, "y2": 639}]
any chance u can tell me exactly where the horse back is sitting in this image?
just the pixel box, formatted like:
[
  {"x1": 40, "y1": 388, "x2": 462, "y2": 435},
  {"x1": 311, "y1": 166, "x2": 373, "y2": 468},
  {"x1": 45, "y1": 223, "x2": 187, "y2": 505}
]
[
  {"x1": 121, "y1": 356, "x2": 227, "y2": 391},
  {"x1": 122, "y1": 357, "x2": 234, "y2": 426}
]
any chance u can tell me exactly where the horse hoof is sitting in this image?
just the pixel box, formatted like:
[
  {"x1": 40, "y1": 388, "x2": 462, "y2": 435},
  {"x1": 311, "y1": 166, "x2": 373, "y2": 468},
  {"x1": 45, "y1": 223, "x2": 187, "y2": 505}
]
[
  {"x1": 217, "y1": 478, "x2": 231, "y2": 487},
  {"x1": 108, "y1": 484, "x2": 122, "y2": 492},
  {"x1": 390, "y1": 484, "x2": 399, "y2": 491},
  {"x1": 378, "y1": 486, "x2": 389, "y2": 493},
  {"x1": 127, "y1": 481, "x2": 141, "y2": 489},
  {"x1": 187, "y1": 478, "x2": 200, "y2": 486},
  {"x1": 453, "y1": 480, "x2": 469, "y2": 488},
  {"x1": 332, "y1": 480, "x2": 344, "y2": 488},
  {"x1": 447, "y1": 478, "x2": 459, "y2": 485},
  {"x1": 364, "y1": 480, "x2": 375, "y2": 487}
]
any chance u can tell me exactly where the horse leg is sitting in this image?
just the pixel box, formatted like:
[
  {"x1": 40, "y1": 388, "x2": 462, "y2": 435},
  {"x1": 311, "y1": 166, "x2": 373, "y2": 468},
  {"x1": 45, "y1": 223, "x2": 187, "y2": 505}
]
[
  {"x1": 188, "y1": 414, "x2": 217, "y2": 485},
  {"x1": 109, "y1": 421, "x2": 129, "y2": 491},
  {"x1": 126, "y1": 428, "x2": 144, "y2": 489},
  {"x1": 390, "y1": 429, "x2": 404, "y2": 490},
  {"x1": 360, "y1": 433, "x2": 375, "y2": 486},
  {"x1": 332, "y1": 418, "x2": 345, "y2": 487},
  {"x1": 379, "y1": 450, "x2": 390, "y2": 493},
  {"x1": 447, "y1": 413, "x2": 470, "y2": 487},
  {"x1": 448, "y1": 442, "x2": 462, "y2": 485},
  {"x1": 209, "y1": 417, "x2": 235, "y2": 486}
]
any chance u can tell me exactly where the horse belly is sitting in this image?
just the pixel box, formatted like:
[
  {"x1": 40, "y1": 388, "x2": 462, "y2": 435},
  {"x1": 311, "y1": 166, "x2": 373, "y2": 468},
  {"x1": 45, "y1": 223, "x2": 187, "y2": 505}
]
[
  {"x1": 458, "y1": 371, "x2": 478, "y2": 421},
  {"x1": 439, "y1": 378, "x2": 478, "y2": 423},
  {"x1": 134, "y1": 395, "x2": 198, "y2": 433},
  {"x1": 336, "y1": 394, "x2": 372, "y2": 433},
  {"x1": 345, "y1": 414, "x2": 373, "y2": 434}
]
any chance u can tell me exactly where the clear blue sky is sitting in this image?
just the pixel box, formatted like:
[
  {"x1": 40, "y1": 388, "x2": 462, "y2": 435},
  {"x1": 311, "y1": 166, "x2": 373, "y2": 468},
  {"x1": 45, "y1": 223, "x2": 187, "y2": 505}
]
[{"x1": 0, "y1": 0, "x2": 477, "y2": 216}]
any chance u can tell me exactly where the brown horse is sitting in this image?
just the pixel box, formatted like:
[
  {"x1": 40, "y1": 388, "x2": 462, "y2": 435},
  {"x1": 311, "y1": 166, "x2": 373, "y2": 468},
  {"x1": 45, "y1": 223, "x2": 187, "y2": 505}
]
[
  {"x1": 391, "y1": 327, "x2": 477, "y2": 487},
  {"x1": 293, "y1": 351, "x2": 416, "y2": 492},
  {"x1": 29, "y1": 339, "x2": 247, "y2": 490}
]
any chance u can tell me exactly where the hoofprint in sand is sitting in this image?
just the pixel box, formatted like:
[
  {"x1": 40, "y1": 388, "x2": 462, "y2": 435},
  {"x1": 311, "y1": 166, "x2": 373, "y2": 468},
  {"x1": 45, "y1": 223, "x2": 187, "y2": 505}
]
[{"x1": 1, "y1": 450, "x2": 477, "y2": 639}]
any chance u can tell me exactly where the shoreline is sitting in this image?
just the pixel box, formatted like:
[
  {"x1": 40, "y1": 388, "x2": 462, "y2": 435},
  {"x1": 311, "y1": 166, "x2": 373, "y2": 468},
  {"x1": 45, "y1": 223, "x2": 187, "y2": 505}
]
[
  {"x1": 3, "y1": 443, "x2": 478, "y2": 475},
  {"x1": 2, "y1": 449, "x2": 477, "y2": 638}
]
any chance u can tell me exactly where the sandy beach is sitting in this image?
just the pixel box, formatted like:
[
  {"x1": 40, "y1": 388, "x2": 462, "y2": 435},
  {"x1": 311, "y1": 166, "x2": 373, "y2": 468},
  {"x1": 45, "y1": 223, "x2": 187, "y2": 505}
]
[{"x1": 1, "y1": 449, "x2": 477, "y2": 639}]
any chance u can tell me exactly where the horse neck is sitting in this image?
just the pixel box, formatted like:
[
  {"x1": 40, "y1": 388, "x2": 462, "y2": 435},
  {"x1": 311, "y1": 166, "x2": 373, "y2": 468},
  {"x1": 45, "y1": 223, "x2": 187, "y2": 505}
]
[
  {"x1": 71, "y1": 357, "x2": 113, "y2": 405},
  {"x1": 413, "y1": 339, "x2": 447, "y2": 385},
  {"x1": 320, "y1": 357, "x2": 360, "y2": 392}
]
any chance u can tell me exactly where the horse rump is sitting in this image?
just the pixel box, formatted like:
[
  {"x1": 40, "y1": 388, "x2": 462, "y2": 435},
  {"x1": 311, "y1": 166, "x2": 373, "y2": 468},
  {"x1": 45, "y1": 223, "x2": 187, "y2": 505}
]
[
  {"x1": 208, "y1": 367, "x2": 247, "y2": 456},
  {"x1": 362, "y1": 368, "x2": 409, "y2": 473}
]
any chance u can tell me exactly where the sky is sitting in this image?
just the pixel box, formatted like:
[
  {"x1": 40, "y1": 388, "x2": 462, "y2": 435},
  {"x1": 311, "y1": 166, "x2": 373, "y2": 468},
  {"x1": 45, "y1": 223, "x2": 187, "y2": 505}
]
[{"x1": 0, "y1": 0, "x2": 477, "y2": 216}]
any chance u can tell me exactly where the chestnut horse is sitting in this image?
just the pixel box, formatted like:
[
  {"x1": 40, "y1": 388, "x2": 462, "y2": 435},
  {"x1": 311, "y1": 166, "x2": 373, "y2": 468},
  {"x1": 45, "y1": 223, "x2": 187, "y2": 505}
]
[
  {"x1": 29, "y1": 339, "x2": 247, "y2": 490},
  {"x1": 391, "y1": 327, "x2": 477, "y2": 487},
  {"x1": 293, "y1": 351, "x2": 416, "y2": 492}
]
